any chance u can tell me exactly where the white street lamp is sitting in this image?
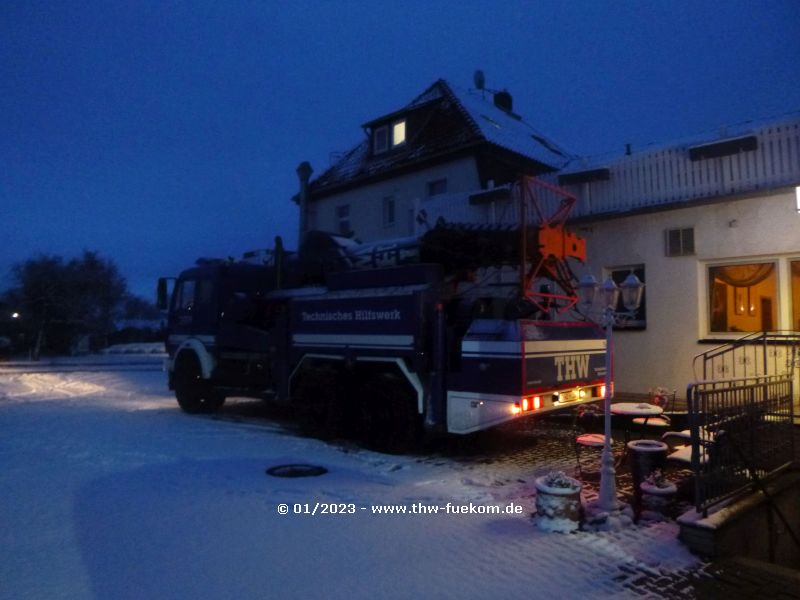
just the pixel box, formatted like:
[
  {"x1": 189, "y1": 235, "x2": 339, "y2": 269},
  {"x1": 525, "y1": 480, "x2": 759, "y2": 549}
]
[{"x1": 577, "y1": 272, "x2": 645, "y2": 521}]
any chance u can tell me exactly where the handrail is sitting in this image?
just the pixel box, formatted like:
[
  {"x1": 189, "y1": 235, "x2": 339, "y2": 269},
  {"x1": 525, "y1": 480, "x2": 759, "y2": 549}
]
[
  {"x1": 687, "y1": 374, "x2": 795, "y2": 515},
  {"x1": 692, "y1": 330, "x2": 800, "y2": 381}
]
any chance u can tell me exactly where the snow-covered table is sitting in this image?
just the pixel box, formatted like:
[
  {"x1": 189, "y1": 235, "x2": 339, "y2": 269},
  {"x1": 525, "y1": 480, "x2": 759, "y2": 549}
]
[{"x1": 610, "y1": 402, "x2": 663, "y2": 440}]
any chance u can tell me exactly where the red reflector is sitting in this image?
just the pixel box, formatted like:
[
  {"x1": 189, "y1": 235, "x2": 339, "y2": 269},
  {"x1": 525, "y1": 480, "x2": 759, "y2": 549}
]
[{"x1": 533, "y1": 396, "x2": 542, "y2": 410}]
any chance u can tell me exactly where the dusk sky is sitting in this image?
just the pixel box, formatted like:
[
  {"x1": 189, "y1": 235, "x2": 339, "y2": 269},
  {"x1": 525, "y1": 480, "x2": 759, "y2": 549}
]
[{"x1": 2, "y1": 1, "x2": 799, "y2": 300}]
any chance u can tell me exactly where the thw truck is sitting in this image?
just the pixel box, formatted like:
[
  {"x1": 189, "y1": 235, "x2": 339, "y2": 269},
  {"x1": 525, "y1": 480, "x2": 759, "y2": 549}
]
[{"x1": 158, "y1": 178, "x2": 606, "y2": 450}]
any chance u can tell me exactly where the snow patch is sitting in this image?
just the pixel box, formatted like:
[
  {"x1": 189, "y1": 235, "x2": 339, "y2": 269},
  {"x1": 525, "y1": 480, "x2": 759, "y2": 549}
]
[{"x1": 0, "y1": 367, "x2": 706, "y2": 598}]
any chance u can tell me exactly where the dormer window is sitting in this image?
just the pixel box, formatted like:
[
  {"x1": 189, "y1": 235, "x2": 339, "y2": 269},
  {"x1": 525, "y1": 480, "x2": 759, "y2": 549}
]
[
  {"x1": 392, "y1": 120, "x2": 406, "y2": 146},
  {"x1": 373, "y1": 126, "x2": 389, "y2": 153},
  {"x1": 373, "y1": 119, "x2": 406, "y2": 154}
]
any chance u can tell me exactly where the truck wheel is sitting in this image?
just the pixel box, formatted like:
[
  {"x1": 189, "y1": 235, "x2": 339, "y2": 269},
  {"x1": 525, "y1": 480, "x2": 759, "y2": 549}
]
[
  {"x1": 292, "y1": 366, "x2": 336, "y2": 434},
  {"x1": 174, "y1": 354, "x2": 225, "y2": 414},
  {"x1": 359, "y1": 374, "x2": 421, "y2": 454}
]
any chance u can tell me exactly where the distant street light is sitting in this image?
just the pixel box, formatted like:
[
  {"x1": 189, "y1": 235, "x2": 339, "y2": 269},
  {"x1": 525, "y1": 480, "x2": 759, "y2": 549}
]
[
  {"x1": 577, "y1": 272, "x2": 645, "y2": 517},
  {"x1": 11, "y1": 312, "x2": 20, "y2": 319}
]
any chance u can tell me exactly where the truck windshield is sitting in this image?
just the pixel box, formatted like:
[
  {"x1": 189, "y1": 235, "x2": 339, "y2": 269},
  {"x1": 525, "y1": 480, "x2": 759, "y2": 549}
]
[{"x1": 173, "y1": 279, "x2": 214, "y2": 312}]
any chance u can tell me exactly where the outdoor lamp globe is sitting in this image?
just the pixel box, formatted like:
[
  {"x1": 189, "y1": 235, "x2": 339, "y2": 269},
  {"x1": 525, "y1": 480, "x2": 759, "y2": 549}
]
[
  {"x1": 576, "y1": 274, "x2": 599, "y2": 308},
  {"x1": 601, "y1": 277, "x2": 620, "y2": 309},
  {"x1": 620, "y1": 272, "x2": 645, "y2": 312}
]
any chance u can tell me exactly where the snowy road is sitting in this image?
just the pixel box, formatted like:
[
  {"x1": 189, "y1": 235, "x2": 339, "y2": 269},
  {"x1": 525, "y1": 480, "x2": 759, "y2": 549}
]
[{"x1": 0, "y1": 359, "x2": 704, "y2": 599}]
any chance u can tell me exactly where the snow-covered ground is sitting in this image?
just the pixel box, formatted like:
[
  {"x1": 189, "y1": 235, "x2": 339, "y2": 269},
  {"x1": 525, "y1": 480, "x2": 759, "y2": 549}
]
[{"x1": 0, "y1": 356, "x2": 704, "y2": 599}]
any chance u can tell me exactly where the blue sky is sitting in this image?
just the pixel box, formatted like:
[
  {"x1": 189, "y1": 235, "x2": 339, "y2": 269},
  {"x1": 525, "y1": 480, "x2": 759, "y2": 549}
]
[{"x1": 2, "y1": 0, "x2": 799, "y2": 299}]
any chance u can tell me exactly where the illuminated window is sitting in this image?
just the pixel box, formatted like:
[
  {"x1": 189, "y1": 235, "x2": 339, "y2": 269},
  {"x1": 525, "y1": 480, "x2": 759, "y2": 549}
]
[
  {"x1": 709, "y1": 263, "x2": 777, "y2": 333},
  {"x1": 373, "y1": 121, "x2": 406, "y2": 154},
  {"x1": 392, "y1": 120, "x2": 406, "y2": 146},
  {"x1": 792, "y1": 260, "x2": 800, "y2": 330}
]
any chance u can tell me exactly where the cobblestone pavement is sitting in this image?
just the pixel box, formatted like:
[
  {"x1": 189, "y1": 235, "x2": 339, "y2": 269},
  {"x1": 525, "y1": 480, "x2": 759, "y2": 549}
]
[
  {"x1": 418, "y1": 417, "x2": 717, "y2": 598},
  {"x1": 218, "y1": 401, "x2": 799, "y2": 599},
  {"x1": 416, "y1": 416, "x2": 800, "y2": 599}
]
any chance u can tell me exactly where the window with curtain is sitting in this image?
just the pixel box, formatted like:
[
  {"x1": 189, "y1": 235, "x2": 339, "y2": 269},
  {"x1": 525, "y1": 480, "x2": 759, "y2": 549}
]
[{"x1": 709, "y1": 263, "x2": 777, "y2": 332}]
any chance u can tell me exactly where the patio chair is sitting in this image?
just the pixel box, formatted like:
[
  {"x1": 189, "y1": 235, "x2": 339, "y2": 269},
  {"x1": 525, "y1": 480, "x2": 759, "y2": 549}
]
[
  {"x1": 662, "y1": 426, "x2": 720, "y2": 468},
  {"x1": 659, "y1": 427, "x2": 720, "y2": 504},
  {"x1": 632, "y1": 387, "x2": 675, "y2": 434},
  {"x1": 573, "y1": 403, "x2": 609, "y2": 476}
]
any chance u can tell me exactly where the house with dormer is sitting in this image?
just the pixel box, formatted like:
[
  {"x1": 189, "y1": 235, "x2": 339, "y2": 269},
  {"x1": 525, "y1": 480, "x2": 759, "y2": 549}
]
[
  {"x1": 293, "y1": 78, "x2": 800, "y2": 412},
  {"x1": 296, "y1": 78, "x2": 572, "y2": 241}
]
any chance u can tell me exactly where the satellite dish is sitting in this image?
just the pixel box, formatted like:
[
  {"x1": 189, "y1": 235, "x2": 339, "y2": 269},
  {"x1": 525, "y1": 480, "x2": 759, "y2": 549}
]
[{"x1": 474, "y1": 70, "x2": 485, "y2": 90}]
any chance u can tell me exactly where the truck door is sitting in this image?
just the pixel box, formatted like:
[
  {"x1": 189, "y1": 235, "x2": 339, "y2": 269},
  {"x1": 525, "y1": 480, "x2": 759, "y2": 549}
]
[{"x1": 170, "y1": 277, "x2": 218, "y2": 337}]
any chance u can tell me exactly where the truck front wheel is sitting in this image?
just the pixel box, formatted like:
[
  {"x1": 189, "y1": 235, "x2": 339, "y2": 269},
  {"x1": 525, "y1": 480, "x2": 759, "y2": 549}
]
[{"x1": 174, "y1": 354, "x2": 225, "y2": 414}]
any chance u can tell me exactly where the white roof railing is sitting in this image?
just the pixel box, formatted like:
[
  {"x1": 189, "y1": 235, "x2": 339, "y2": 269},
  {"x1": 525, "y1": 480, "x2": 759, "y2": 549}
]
[{"x1": 416, "y1": 116, "x2": 800, "y2": 227}]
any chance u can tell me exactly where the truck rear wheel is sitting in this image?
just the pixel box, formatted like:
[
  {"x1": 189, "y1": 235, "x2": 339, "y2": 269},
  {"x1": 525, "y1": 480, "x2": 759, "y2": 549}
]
[
  {"x1": 292, "y1": 365, "x2": 353, "y2": 438},
  {"x1": 359, "y1": 373, "x2": 421, "y2": 454},
  {"x1": 174, "y1": 353, "x2": 225, "y2": 414}
]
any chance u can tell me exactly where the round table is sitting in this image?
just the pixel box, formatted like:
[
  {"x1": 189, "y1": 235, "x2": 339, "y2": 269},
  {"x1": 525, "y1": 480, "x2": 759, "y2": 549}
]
[
  {"x1": 609, "y1": 402, "x2": 663, "y2": 417},
  {"x1": 610, "y1": 402, "x2": 665, "y2": 449}
]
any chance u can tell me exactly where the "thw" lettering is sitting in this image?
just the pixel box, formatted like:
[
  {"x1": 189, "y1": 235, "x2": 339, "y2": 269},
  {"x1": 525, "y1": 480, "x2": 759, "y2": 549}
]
[{"x1": 555, "y1": 354, "x2": 590, "y2": 382}]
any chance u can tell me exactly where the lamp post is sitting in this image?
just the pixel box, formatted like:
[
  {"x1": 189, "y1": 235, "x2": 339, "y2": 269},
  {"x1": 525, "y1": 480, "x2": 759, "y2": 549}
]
[{"x1": 577, "y1": 272, "x2": 645, "y2": 515}]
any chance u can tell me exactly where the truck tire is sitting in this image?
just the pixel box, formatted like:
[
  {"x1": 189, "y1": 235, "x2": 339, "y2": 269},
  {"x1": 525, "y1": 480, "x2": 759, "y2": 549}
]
[
  {"x1": 359, "y1": 373, "x2": 421, "y2": 454},
  {"x1": 292, "y1": 365, "x2": 346, "y2": 438},
  {"x1": 174, "y1": 353, "x2": 225, "y2": 414}
]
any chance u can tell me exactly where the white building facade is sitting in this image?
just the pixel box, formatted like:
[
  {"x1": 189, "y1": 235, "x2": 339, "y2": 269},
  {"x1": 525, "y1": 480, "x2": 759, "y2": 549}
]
[
  {"x1": 419, "y1": 117, "x2": 800, "y2": 401},
  {"x1": 297, "y1": 78, "x2": 799, "y2": 405}
]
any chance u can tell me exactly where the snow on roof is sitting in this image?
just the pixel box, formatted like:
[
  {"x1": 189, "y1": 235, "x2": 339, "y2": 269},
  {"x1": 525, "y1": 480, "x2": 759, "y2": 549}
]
[
  {"x1": 443, "y1": 80, "x2": 573, "y2": 170},
  {"x1": 310, "y1": 79, "x2": 573, "y2": 195},
  {"x1": 559, "y1": 110, "x2": 800, "y2": 173}
]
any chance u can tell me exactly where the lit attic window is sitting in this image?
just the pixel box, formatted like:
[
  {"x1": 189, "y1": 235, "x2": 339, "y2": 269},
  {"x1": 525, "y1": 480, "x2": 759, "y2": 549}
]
[
  {"x1": 392, "y1": 120, "x2": 406, "y2": 146},
  {"x1": 373, "y1": 120, "x2": 406, "y2": 154}
]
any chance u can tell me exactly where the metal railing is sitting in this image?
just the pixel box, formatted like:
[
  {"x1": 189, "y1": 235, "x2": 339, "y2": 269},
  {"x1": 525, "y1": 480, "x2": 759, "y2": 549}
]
[
  {"x1": 560, "y1": 119, "x2": 800, "y2": 218},
  {"x1": 686, "y1": 375, "x2": 795, "y2": 515},
  {"x1": 413, "y1": 117, "x2": 800, "y2": 226},
  {"x1": 692, "y1": 331, "x2": 800, "y2": 382}
]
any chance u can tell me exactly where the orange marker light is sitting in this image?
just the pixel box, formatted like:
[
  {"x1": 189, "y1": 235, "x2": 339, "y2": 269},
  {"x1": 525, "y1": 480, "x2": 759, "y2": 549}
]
[
  {"x1": 511, "y1": 403, "x2": 522, "y2": 415},
  {"x1": 533, "y1": 396, "x2": 542, "y2": 410},
  {"x1": 521, "y1": 397, "x2": 530, "y2": 411}
]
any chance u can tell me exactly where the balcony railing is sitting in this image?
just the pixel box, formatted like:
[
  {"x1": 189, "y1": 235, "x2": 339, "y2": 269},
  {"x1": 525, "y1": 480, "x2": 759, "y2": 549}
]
[{"x1": 415, "y1": 117, "x2": 800, "y2": 227}]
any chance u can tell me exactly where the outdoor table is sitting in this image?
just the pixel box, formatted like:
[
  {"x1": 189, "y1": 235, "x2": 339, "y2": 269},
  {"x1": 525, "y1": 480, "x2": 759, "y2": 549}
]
[{"x1": 610, "y1": 402, "x2": 664, "y2": 445}]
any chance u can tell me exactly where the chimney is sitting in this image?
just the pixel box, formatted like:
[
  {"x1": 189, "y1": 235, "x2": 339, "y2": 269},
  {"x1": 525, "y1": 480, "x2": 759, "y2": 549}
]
[
  {"x1": 296, "y1": 161, "x2": 313, "y2": 240},
  {"x1": 493, "y1": 90, "x2": 513, "y2": 113}
]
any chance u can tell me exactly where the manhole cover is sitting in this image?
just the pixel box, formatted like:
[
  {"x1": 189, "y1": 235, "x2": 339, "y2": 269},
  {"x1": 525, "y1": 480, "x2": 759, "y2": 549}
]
[{"x1": 266, "y1": 464, "x2": 328, "y2": 478}]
